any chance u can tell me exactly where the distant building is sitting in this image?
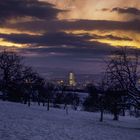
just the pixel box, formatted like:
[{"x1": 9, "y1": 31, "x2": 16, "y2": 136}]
[{"x1": 69, "y1": 72, "x2": 76, "y2": 86}]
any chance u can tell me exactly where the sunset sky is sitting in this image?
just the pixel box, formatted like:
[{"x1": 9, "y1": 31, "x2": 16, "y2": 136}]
[{"x1": 0, "y1": 0, "x2": 140, "y2": 78}]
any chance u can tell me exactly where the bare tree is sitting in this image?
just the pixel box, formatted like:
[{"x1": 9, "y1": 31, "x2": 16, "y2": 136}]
[
  {"x1": 0, "y1": 50, "x2": 23, "y2": 101},
  {"x1": 105, "y1": 47, "x2": 140, "y2": 110},
  {"x1": 98, "y1": 80, "x2": 106, "y2": 122},
  {"x1": 45, "y1": 83, "x2": 54, "y2": 111},
  {"x1": 22, "y1": 66, "x2": 45, "y2": 106}
]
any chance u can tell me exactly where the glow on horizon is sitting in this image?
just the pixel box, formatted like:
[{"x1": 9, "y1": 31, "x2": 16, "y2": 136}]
[{"x1": 0, "y1": 39, "x2": 27, "y2": 48}]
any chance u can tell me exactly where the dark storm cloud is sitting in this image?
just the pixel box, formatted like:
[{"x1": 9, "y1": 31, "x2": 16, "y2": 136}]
[
  {"x1": 112, "y1": 7, "x2": 140, "y2": 15},
  {"x1": 0, "y1": 32, "x2": 93, "y2": 47},
  {"x1": 0, "y1": 32, "x2": 117, "y2": 56},
  {"x1": 19, "y1": 45, "x2": 114, "y2": 66},
  {"x1": 0, "y1": 0, "x2": 63, "y2": 22},
  {"x1": 0, "y1": 32, "x2": 115, "y2": 50},
  {"x1": 8, "y1": 19, "x2": 140, "y2": 33},
  {"x1": 0, "y1": 32, "x2": 132, "y2": 54},
  {"x1": 90, "y1": 34, "x2": 132, "y2": 41},
  {"x1": 22, "y1": 43, "x2": 114, "y2": 56}
]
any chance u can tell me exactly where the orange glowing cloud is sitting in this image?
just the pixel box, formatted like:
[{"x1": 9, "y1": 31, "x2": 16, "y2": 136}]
[{"x1": 42, "y1": 0, "x2": 140, "y2": 21}]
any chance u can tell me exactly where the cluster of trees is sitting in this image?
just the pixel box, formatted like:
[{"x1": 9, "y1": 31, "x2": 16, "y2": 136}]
[
  {"x1": 0, "y1": 50, "x2": 80, "y2": 112},
  {"x1": 0, "y1": 51, "x2": 46, "y2": 104},
  {"x1": 83, "y1": 48, "x2": 140, "y2": 121},
  {"x1": 53, "y1": 87, "x2": 80, "y2": 110}
]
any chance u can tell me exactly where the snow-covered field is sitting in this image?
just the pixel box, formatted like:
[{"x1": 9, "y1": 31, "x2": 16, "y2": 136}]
[{"x1": 0, "y1": 101, "x2": 139, "y2": 140}]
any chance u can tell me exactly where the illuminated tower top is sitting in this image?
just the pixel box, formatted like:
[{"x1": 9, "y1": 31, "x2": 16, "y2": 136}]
[{"x1": 69, "y1": 72, "x2": 76, "y2": 86}]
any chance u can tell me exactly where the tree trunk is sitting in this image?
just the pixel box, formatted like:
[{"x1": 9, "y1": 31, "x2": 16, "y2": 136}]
[
  {"x1": 47, "y1": 98, "x2": 50, "y2": 111},
  {"x1": 28, "y1": 100, "x2": 30, "y2": 107},
  {"x1": 42, "y1": 100, "x2": 45, "y2": 106},
  {"x1": 113, "y1": 113, "x2": 119, "y2": 121},
  {"x1": 65, "y1": 105, "x2": 68, "y2": 115},
  {"x1": 122, "y1": 108, "x2": 125, "y2": 116},
  {"x1": 100, "y1": 108, "x2": 104, "y2": 122}
]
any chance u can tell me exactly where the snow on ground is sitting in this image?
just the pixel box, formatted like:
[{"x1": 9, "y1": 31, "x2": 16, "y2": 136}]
[{"x1": 0, "y1": 101, "x2": 139, "y2": 140}]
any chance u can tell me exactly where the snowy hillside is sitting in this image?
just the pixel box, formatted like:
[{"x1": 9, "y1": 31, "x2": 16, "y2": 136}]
[{"x1": 0, "y1": 101, "x2": 139, "y2": 140}]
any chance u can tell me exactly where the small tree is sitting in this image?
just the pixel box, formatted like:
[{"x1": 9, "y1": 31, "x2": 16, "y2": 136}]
[
  {"x1": 22, "y1": 66, "x2": 45, "y2": 106},
  {"x1": 45, "y1": 83, "x2": 54, "y2": 111},
  {"x1": 83, "y1": 84, "x2": 99, "y2": 112},
  {"x1": 98, "y1": 80, "x2": 106, "y2": 122}
]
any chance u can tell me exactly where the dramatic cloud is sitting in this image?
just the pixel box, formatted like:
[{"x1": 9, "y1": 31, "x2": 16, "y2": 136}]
[
  {"x1": 91, "y1": 34, "x2": 132, "y2": 41},
  {"x1": 7, "y1": 19, "x2": 140, "y2": 33},
  {"x1": 46, "y1": 0, "x2": 140, "y2": 20},
  {"x1": 0, "y1": 0, "x2": 63, "y2": 22},
  {"x1": 0, "y1": 32, "x2": 114, "y2": 51},
  {"x1": 112, "y1": 7, "x2": 140, "y2": 15},
  {"x1": 0, "y1": 0, "x2": 140, "y2": 76}
]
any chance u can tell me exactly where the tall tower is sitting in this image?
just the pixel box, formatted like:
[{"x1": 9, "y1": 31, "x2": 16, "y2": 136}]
[{"x1": 69, "y1": 72, "x2": 76, "y2": 86}]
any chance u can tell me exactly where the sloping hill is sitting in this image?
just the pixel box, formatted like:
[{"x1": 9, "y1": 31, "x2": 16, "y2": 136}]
[{"x1": 0, "y1": 101, "x2": 139, "y2": 140}]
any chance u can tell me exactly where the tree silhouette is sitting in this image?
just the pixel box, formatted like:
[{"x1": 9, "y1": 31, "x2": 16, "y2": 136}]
[
  {"x1": 0, "y1": 50, "x2": 23, "y2": 101},
  {"x1": 105, "y1": 47, "x2": 140, "y2": 119}
]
